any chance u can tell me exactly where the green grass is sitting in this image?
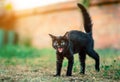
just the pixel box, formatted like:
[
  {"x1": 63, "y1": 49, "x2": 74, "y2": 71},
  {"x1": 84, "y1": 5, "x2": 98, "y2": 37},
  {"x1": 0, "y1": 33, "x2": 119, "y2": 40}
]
[
  {"x1": 0, "y1": 45, "x2": 120, "y2": 82},
  {"x1": 0, "y1": 45, "x2": 52, "y2": 59}
]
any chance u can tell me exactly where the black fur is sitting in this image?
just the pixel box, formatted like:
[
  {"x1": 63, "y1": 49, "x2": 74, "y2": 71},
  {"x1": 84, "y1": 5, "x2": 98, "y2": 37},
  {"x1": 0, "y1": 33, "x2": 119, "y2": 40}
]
[{"x1": 49, "y1": 3, "x2": 100, "y2": 76}]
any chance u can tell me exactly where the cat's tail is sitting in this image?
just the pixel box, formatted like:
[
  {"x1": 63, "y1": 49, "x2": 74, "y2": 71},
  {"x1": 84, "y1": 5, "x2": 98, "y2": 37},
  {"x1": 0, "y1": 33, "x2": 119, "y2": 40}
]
[{"x1": 77, "y1": 3, "x2": 92, "y2": 34}]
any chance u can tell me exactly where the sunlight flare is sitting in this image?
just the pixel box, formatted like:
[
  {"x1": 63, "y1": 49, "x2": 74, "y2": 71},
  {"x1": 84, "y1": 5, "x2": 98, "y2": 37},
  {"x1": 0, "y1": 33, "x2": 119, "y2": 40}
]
[{"x1": 10, "y1": 0, "x2": 69, "y2": 10}]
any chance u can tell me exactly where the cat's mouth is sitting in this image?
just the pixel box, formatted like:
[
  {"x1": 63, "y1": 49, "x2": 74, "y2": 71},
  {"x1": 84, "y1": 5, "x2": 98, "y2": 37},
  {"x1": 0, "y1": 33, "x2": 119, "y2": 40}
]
[{"x1": 57, "y1": 48, "x2": 64, "y2": 53}]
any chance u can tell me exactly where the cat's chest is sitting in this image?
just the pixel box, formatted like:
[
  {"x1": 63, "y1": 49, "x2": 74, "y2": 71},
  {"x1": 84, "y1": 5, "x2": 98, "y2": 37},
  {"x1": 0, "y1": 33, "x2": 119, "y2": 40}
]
[{"x1": 57, "y1": 49, "x2": 73, "y2": 57}]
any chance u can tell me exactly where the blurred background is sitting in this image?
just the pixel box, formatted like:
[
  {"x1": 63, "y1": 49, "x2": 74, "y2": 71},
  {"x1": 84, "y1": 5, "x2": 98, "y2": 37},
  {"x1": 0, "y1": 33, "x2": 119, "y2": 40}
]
[
  {"x1": 0, "y1": 0, "x2": 120, "y2": 49},
  {"x1": 0, "y1": 0, "x2": 120, "y2": 81}
]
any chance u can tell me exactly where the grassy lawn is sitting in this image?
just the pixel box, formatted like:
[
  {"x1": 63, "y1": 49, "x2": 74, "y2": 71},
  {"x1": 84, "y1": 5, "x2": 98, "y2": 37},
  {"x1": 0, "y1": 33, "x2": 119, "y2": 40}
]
[{"x1": 0, "y1": 45, "x2": 120, "y2": 82}]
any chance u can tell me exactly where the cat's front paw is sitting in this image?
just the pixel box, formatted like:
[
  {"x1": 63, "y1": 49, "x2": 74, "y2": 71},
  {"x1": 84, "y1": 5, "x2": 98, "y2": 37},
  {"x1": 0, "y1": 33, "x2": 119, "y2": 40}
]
[
  {"x1": 66, "y1": 74, "x2": 72, "y2": 76},
  {"x1": 80, "y1": 71, "x2": 85, "y2": 74},
  {"x1": 96, "y1": 69, "x2": 100, "y2": 72},
  {"x1": 95, "y1": 67, "x2": 100, "y2": 72},
  {"x1": 53, "y1": 74, "x2": 60, "y2": 77}
]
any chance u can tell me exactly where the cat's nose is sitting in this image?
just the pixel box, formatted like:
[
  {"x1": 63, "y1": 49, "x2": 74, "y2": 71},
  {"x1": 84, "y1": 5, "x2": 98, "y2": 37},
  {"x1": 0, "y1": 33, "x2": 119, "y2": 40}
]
[{"x1": 58, "y1": 46, "x2": 60, "y2": 48}]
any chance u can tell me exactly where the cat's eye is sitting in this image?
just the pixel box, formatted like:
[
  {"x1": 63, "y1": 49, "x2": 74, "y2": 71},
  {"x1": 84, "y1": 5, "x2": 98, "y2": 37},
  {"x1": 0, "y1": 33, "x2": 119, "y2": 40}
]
[
  {"x1": 61, "y1": 41, "x2": 65, "y2": 46},
  {"x1": 53, "y1": 41, "x2": 58, "y2": 46}
]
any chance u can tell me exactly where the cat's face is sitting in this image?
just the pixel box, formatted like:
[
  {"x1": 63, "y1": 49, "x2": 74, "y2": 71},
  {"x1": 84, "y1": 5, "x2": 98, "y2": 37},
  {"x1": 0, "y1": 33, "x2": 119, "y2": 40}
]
[{"x1": 49, "y1": 33, "x2": 69, "y2": 53}]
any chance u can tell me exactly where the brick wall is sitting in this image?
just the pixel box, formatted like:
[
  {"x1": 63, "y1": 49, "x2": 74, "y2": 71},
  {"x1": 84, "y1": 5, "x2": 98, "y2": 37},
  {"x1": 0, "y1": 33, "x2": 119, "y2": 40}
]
[{"x1": 90, "y1": 3, "x2": 120, "y2": 48}]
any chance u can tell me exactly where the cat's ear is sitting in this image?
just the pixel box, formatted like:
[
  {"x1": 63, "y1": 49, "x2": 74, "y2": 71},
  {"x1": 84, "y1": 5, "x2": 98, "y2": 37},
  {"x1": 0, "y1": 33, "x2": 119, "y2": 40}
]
[
  {"x1": 63, "y1": 32, "x2": 69, "y2": 39},
  {"x1": 49, "y1": 34, "x2": 56, "y2": 39}
]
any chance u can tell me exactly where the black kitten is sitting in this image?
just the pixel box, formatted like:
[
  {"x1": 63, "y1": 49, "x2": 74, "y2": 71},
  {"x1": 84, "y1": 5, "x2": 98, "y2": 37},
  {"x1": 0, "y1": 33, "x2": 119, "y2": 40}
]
[{"x1": 49, "y1": 3, "x2": 100, "y2": 76}]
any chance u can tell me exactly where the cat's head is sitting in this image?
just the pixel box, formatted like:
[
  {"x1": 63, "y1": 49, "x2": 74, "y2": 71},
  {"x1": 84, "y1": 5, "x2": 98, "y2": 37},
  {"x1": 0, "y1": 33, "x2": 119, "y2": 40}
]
[{"x1": 49, "y1": 32, "x2": 69, "y2": 53}]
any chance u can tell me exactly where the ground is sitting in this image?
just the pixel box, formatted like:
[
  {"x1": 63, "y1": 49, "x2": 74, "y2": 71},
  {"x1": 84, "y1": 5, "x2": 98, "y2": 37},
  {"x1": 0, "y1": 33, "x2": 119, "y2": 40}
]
[{"x1": 0, "y1": 45, "x2": 120, "y2": 82}]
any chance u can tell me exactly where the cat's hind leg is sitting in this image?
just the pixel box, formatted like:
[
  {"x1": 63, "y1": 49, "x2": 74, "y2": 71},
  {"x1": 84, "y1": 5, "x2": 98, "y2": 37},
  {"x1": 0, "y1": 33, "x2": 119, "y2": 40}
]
[
  {"x1": 86, "y1": 48, "x2": 100, "y2": 72},
  {"x1": 79, "y1": 51, "x2": 86, "y2": 74}
]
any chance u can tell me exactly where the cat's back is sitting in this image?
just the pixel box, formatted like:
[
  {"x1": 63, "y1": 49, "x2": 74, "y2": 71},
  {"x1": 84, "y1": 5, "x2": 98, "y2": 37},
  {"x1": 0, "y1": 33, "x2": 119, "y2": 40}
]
[
  {"x1": 68, "y1": 30, "x2": 89, "y2": 40},
  {"x1": 67, "y1": 30, "x2": 91, "y2": 48}
]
